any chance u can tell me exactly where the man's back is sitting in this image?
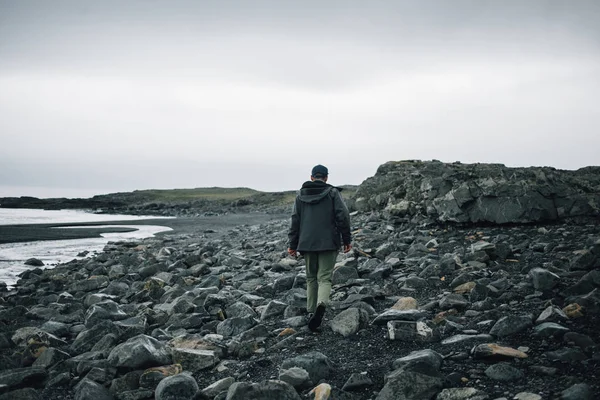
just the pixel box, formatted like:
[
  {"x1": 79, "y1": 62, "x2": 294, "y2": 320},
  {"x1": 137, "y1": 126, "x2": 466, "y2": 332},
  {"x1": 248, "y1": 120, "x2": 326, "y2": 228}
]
[{"x1": 288, "y1": 179, "x2": 351, "y2": 253}]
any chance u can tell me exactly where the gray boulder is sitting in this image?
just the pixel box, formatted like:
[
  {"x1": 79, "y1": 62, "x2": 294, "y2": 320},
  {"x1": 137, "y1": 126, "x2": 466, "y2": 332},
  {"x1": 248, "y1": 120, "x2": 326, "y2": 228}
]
[
  {"x1": 529, "y1": 268, "x2": 560, "y2": 291},
  {"x1": 75, "y1": 378, "x2": 113, "y2": 400},
  {"x1": 489, "y1": 315, "x2": 532, "y2": 337},
  {"x1": 280, "y1": 352, "x2": 333, "y2": 383},
  {"x1": 155, "y1": 373, "x2": 199, "y2": 400},
  {"x1": 561, "y1": 383, "x2": 593, "y2": 400},
  {"x1": 72, "y1": 321, "x2": 120, "y2": 355},
  {"x1": 330, "y1": 307, "x2": 369, "y2": 337},
  {"x1": 436, "y1": 387, "x2": 489, "y2": 400},
  {"x1": 108, "y1": 334, "x2": 171, "y2": 369},
  {"x1": 278, "y1": 367, "x2": 311, "y2": 389},
  {"x1": 376, "y1": 365, "x2": 443, "y2": 400},
  {"x1": 226, "y1": 380, "x2": 301, "y2": 400},
  {"x1": 216, "y1": 317, "x2": 257, "y2": 337},
  {"x1": 201, "y1": 377, "x2": 235, "y2": 398},
  {"x1": 392, "y1": 349, "x2": 444, "y2": 371},
  {"x1": 372, "y1": 309, "x2": 429, "y2": 325},
  {"x1": 484, "y1": 363, "x2": 524, "y2": 381},
  {"x1": 332, "y1": 265, "x2": 359, "y2": 285},
  {"x1": 84, "y1": 300, "x2": 128, "y2": 327}
]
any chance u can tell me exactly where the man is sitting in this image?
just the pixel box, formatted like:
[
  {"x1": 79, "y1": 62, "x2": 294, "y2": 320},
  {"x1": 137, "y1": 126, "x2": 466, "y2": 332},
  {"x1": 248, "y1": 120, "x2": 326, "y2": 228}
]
[{"x1": 288, "y1": 164, "x2": 352, "y2": 331}]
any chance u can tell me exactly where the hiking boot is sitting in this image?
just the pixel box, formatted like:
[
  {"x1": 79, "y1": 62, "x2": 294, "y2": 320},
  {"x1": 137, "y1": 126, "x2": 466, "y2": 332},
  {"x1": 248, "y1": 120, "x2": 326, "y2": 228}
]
[{"x1": 308, "y1": 303, "x2": 326, "y2": 331}]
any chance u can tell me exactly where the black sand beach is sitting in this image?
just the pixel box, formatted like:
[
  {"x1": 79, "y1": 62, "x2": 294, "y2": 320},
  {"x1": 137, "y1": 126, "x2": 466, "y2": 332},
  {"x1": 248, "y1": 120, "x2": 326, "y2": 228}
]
[{"x1": 0, "y1": 213, "x2": 289, "y2": 244}]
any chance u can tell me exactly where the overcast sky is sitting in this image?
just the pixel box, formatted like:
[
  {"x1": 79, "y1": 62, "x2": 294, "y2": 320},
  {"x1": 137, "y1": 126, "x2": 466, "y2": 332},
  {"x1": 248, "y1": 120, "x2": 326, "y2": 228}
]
[{"x1": 1, "y1": 0, "x2": 599, "y2": 197}]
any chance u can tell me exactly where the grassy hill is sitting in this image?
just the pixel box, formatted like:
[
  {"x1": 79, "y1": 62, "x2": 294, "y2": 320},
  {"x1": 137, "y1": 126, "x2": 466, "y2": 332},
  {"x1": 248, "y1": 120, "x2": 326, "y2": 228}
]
[{"x1": 0, "y1": 185, "x2": 358, "y2": 216}]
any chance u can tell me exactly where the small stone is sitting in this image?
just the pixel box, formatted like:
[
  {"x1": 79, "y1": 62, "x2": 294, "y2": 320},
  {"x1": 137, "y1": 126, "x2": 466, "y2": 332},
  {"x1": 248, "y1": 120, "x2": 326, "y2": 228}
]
[
  {"x1": 107, "y1": 334, "x2": 171, "y2": 369},
  {"x1": 536, "y1": 306, "x2": 567, "y2": 324},
  {"x1": 139, "y1": 364, "x2": 182, "y2": 389},
  {"x1": 441, "y1": 334, "x2": 492, "y2": 345},
  {"x1": 453, "y1": 282, "x2": 476, "y2": 294},
  {"x1": 171, "y1": 348, "x2": 219, "y2": 372},
  {"x1": 333, "y1": 265, "x2": 359, "y2": 285},
  {"x1": 391, "y1": 297, "x2": 418, "y2": 310},
  {"x1": 546, "y1": 348, "x2": 587, "y2": 362},
  {"x1": 387, "y1": 320, "x2": 440, "y2": 342},
  {"x1": 0, "y1": 367, "x2": 47, "y2": 390},
  {"x1": 155, "y1": 373, "x2": 199, "y2": 400},
  {"x1": 260, "y1": 300, "x2": 288, "y2": 320},
  {"x1": 562, "y1": 303, "x2": 584, "y2": 318},
  {"x1": 436, "y1": 387, "x2": 489, "y2": 400},
  {"x1": 393, "y1": 349, "x2": 444, "y2": 371},
  {"x1": 513, "y1": 393, "x2": 541, "y2": 400},
  {"x1": 216, "y1": 317, "x2": 257, "y2": 337},
  {"x1": 561, "y1": 383, "x2": 593, "y2": 400},
  {"x1": 529, "y1": 268, "x2": 560, "y2": 290},
  {"x1": 439, "y1": 293, "x2": 469, "y2": 310},
  {"x1": 484, "y1": 363, "x2": 524, "y2": 381},
  {"x1": 226, "y1": 380, "x2": 301, "y2": 400},
  {"x1": 342, "y1": 373, "x2": 373, "y2": 391},
  {"x1": 533, "y1": 322, "x2": 570, "y2": 338},
  {"x1": 372, "y1": 309, "x2": 428, "y2": 325},
  {"x1": 376, "y1": 365, "x2": 444, "y2": 400},
  {"x1": 24, "y1": 258, "x2": 44, "y2": 266},
  {"x1": 281, "y1": 352, "x2": 333, "y2": 384},
  {"x1": 201, "y1": 377, "x2": 235, "y2": 398},
  {"x1": 279, "y1": 367, "x2": 311, "y2": 389},
  {"x1": 563, "y1": 332, "x2": 596, "y2": 350},
  {"x1": 309, "y1": 383, "x2": 332, "y2": 400},
  {"x1": 278, "y1": 328, "x2": 296, "y2": 337},
  {"x1": 489, "y1": 315, "x2": 532, "y2": 337},
  {"x1": 74, "y1": 378, "x2": 112, "y2": 400},
  {"x1": 330, "y1": 307, "x2": 369, "y2": 337},
  {"x1": 32, "y1": 347, "x2": 71, "y2": 368}
]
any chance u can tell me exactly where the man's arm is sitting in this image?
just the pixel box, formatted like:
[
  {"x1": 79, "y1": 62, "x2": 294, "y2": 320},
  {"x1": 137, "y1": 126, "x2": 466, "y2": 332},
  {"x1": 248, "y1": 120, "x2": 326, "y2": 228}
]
[
  {"x1": 333, "y1": 189, "x2": 351, "y2": 250},
  {"x1": 288, "y1": 198, "x2": 301, "y2": 254}
]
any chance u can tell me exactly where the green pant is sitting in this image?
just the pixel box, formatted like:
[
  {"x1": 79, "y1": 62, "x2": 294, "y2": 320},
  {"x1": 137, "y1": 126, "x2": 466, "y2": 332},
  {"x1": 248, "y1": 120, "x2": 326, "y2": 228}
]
[{"x1": 303, "y1": 250, "x2": 338, "y2": 313}]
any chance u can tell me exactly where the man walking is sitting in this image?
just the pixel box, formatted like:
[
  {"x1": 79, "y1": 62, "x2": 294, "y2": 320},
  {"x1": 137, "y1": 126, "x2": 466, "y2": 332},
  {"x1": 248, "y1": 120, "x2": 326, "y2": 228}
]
[{"x1": 288, "y1": 164, "x2": 352, "y2": 331}]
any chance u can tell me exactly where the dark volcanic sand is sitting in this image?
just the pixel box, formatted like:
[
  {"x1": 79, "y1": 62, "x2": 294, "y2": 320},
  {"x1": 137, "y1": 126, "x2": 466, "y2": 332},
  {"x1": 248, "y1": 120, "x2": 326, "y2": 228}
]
[{"x1": 0, "y1": 213, "x2": 289, "y2": 244}]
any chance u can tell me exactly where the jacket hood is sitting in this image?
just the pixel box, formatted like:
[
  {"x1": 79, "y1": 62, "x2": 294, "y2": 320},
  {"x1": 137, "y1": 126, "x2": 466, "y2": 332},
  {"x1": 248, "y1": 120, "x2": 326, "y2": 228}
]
[{"x1": 298, "y1": 180, "x2": 333, "y2": 204}]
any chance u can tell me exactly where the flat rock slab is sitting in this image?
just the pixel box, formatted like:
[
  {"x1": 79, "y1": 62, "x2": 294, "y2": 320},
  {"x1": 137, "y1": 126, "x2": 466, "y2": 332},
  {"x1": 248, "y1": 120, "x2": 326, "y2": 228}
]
[
  {"x1": 441, "y1": 334, "x2": 493, "y2": 345},
  {"x1": 372, "y1": 309, "x2": 429, "y2": 325},
  {"x1": 392, "y1": 349, "x2": 444, "y2": 371},
  {"x1": 472, "y1": 343, "x2": 528, "y2": 359}
]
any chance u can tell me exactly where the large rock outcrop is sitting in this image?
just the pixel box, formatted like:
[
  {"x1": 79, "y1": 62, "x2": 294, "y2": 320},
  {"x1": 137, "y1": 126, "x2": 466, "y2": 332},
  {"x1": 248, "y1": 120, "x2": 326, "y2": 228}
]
[{"x1": 352, "y1": 160, "x2": 600, "y2": 224}]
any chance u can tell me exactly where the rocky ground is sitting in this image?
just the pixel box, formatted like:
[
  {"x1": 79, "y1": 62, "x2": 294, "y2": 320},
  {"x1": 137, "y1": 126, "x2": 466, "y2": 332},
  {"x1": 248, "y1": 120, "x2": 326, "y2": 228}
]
[{"x1": 0, "y1": 208, "x2": 599, "y2": 400}]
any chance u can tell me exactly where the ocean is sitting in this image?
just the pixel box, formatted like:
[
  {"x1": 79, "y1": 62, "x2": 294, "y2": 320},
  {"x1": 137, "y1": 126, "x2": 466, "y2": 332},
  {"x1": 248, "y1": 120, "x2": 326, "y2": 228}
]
[{"x1": 0, "y1": 209, "x2": 172, "y2": 287}]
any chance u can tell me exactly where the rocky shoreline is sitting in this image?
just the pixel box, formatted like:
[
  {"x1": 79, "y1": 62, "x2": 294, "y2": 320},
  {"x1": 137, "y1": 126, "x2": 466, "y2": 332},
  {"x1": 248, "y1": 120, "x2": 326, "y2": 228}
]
[
  {"x1": 0, "y1": 161, "x2": 598, "y2": 400},
  {"x1": 0, "y1": 212, "x2": 599, "y2": 399}
]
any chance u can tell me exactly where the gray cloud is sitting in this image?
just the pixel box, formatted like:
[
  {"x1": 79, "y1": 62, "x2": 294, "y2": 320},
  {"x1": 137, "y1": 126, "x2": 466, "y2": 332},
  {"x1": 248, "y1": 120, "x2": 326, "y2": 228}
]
[{"x1": 1, "y1": 0, "x2": 599, "y2": 196}]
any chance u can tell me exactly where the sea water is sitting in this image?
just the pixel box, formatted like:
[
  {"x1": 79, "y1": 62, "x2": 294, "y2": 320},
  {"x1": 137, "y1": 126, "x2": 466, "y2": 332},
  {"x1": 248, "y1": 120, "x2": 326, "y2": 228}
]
[{"x1": 0, "y1": 209, "x2": 172, "y2": 287}]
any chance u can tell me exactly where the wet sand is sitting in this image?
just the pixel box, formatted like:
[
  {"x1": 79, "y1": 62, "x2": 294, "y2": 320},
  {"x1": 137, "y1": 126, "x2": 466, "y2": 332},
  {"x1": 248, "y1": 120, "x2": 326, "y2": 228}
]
[{"x1": 0, "y1": 213, "x2": 289, "y2": 244}]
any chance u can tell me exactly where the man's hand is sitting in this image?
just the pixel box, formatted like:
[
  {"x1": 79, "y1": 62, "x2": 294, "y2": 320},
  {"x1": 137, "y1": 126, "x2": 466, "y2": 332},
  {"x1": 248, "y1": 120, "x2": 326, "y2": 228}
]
[
  {"x1": 343, "y1": 244, "x2": 352, "y2": 253},
  {"x1": 287, "y1": 248, "x2": 297, "y2": 257}
]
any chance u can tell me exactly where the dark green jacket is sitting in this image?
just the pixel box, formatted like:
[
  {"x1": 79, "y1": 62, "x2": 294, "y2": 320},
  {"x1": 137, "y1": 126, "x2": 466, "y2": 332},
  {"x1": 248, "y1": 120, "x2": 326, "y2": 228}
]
[{"x1": 288, "y1": 180, "x2": 351, "y2": 252}]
